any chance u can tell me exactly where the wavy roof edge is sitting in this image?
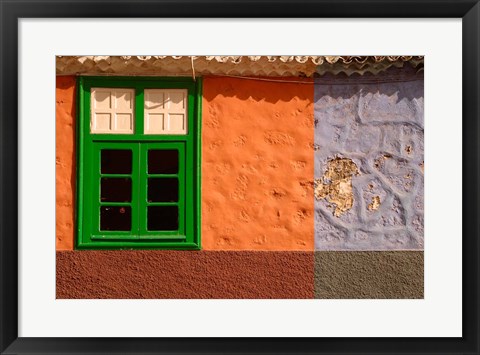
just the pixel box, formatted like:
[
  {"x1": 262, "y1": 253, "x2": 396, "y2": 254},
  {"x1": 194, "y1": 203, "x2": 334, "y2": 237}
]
[{"x1": 56, "y1": 55, "x2": 424, "y2": 77}]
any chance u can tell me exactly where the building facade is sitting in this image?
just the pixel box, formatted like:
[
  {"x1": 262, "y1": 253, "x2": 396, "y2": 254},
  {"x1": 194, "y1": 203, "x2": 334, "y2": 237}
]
[{"x1": 56, "y1": 56, "x2": 424, "y2": 298}]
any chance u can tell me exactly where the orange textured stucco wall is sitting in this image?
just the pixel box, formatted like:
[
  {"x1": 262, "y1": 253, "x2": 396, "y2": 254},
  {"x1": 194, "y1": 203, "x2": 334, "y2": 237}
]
[
  {"x1": 56, "y1": 76, "x2": 76, "y2": 250},
  {"x1": 202, "y1": 77, "x2": 314, "y2": 250},
  {"x1": 55, "y1": 76, "x2": 314, "y2": 251}
]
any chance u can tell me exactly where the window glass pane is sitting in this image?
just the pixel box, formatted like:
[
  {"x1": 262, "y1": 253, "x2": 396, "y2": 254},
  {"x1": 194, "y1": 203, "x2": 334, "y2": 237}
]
[
  {"x1": 101, "y1": 178, "x2": 132, "y2": 202},
  {"x1": 101, "y1": 149, "x2": 132, "y2": 174},
  {"x1": 148, "y1": 178, "x2": 178, "y2": 202},
  {"x1": 100, "y1": 206, "x2": 131, "y2": 231},
  {"x1": 148, "y1": 149, "x2": 178, "y2": 174},
  {"x1": 147, "y1": 206, "x2": 178, "y2": 231}
]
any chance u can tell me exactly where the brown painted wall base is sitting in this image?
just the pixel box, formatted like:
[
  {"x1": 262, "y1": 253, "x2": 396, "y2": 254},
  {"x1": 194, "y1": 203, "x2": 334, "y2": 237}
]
[
  {"x1": 57, "y1": 251, "x2": 314, "y2": 299},
  {"x1": 314, "y1": 251, "x2": 424, "y2": 299}
]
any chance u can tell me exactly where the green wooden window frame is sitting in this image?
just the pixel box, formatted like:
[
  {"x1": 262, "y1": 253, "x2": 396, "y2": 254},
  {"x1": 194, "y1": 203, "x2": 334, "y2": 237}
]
[{"x1": 76, "y1": 77, "x2": 201, "y2": 249}]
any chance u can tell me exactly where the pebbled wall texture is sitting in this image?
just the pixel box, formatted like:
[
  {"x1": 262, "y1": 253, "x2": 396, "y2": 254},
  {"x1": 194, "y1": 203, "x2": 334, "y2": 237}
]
[
  {"x1": 313, "y1": 67, "x2": 424, "y2": 251},
  {"x1": 201, "y1": 76, "x2": 314, "y2": 250},
  {"x1": 56, "y1": 76, "x2": 76, "y2": 251}
]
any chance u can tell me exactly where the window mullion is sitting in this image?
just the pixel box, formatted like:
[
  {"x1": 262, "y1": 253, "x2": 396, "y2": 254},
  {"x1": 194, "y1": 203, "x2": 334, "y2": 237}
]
[
  {"x1": 136, "y1": 87, "x2": 144, "y2": 135},
  {"x1": 135, "y1": 88, "x2": 145, "y2": 238},
  {"x1": 135, "y1": 142, "x2": 142, "y2": 238}
]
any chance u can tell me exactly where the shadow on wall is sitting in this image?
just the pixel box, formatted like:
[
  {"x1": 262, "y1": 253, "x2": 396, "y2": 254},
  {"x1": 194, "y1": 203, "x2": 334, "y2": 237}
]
[
  {"x1": 314, "y1": 67, "x2": 424, "y2": 103},
  {"x1": 202, "y1": 76, "x2": 314, "y2": 104},
  {"x1": 314, "y1": 80, "x2": 424, "y2": 103},
  {"x1": 56, "y1": 76, "x2": 75, "y2": 91}
]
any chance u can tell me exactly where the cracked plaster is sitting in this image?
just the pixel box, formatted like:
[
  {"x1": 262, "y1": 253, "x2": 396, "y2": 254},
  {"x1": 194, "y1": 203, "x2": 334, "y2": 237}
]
[{"x1": 314, "y1": 70, "x2": 424, "y2": 250}]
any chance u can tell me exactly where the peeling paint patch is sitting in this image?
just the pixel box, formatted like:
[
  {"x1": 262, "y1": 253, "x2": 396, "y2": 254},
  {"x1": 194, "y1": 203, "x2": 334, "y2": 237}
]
[
  {"x1": 367, "y1": 196, "x2": 381, "y2": 211},
  {"x1": 314, "y1": 157, "x2": 360, "y2": 217},
  {"x1": 314, "y1": 77, "x2": 424, "y2": 251}
]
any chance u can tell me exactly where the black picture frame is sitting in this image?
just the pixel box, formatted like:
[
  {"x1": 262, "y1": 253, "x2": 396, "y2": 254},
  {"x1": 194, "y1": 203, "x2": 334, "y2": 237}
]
[{"x1": 1, "y1": 1, "x2": 478, "y2": 354}]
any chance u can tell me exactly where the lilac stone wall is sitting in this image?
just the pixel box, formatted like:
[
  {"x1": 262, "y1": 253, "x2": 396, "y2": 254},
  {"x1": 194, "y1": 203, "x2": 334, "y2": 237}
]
[{"x1": 314, "y1": 67, "x2": 424, "y2": 250}]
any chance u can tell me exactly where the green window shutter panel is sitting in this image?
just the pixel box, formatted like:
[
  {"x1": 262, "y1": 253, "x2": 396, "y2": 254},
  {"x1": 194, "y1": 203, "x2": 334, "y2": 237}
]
[{"x1": 76, "y1": 77, "x2": 202, "y2": 249}]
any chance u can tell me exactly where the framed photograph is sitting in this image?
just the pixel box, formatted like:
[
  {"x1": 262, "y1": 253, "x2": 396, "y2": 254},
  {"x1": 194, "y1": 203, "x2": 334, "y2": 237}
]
[{"x1": 1, "y1": 1, "x2": 478, "y2": 354}]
